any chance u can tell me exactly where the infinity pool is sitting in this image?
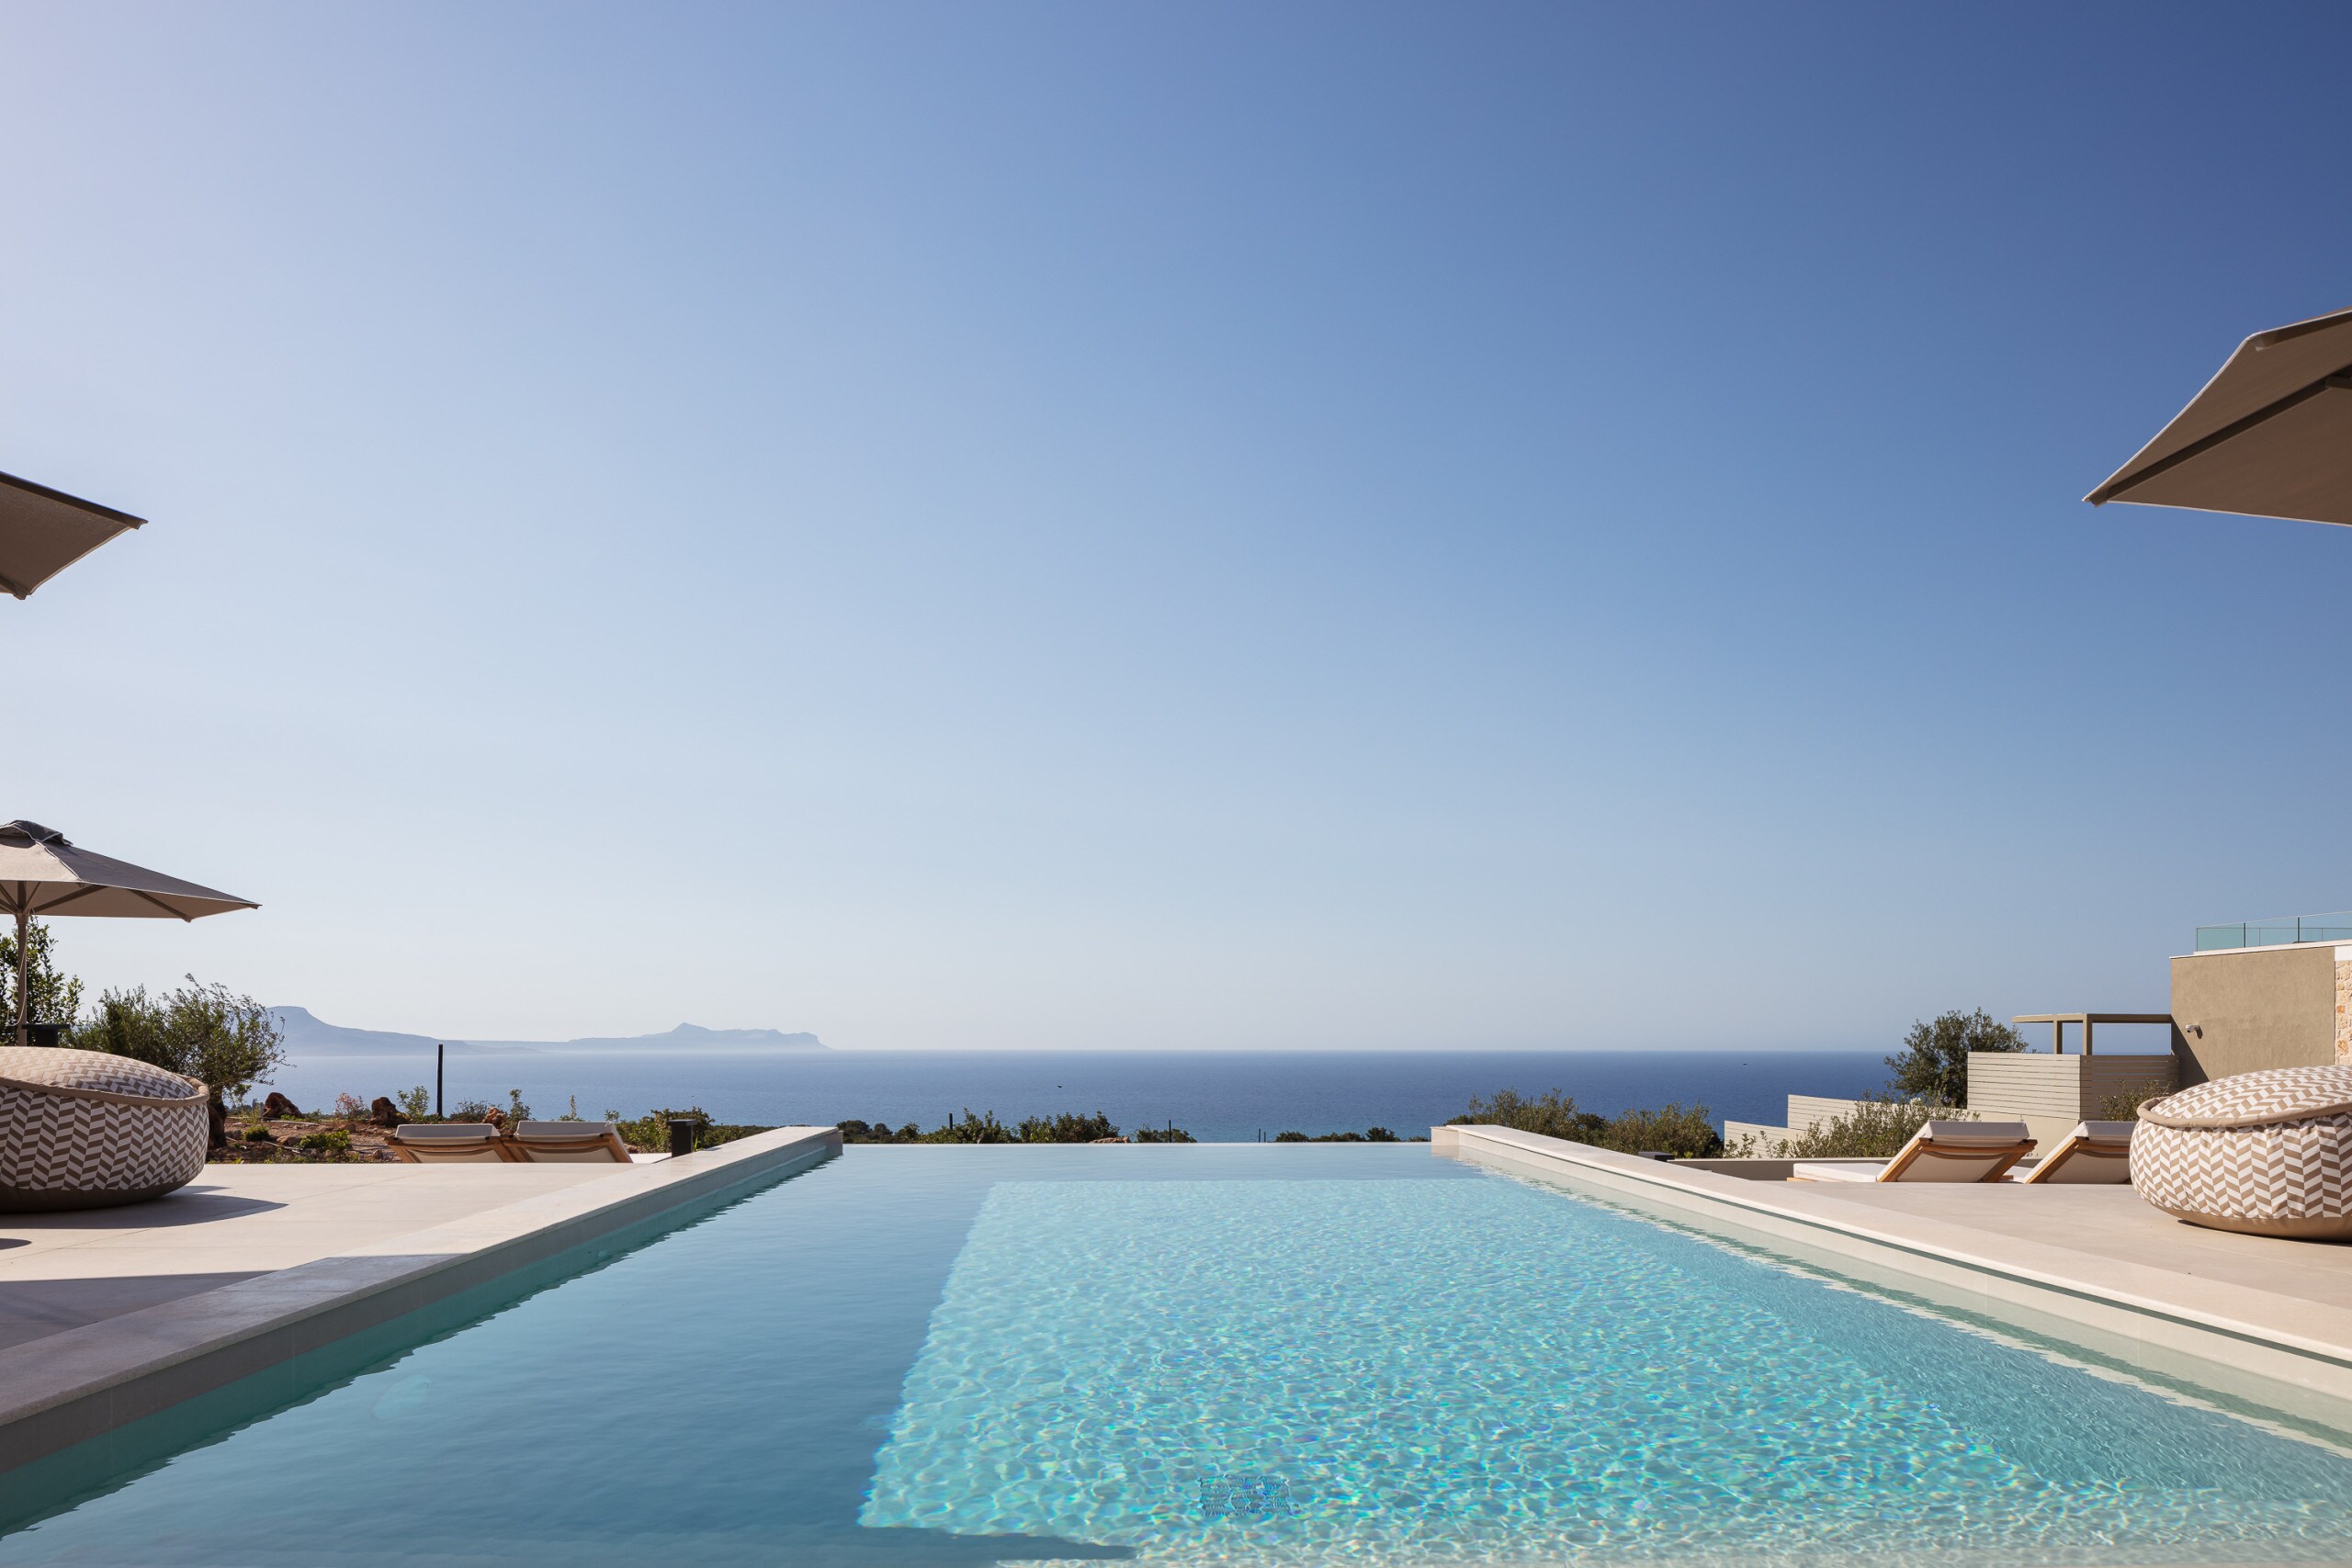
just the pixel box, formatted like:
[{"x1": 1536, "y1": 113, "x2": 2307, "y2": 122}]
[{"x1": 5, "y1": 1145, "x2": 2350, "y2": 1565}]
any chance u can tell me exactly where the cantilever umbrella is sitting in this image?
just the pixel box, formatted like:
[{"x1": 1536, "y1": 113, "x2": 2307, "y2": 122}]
[
  {"x1": 0, "y1": 472, "x2": 145, "y2": 599},
  {"x1": 2086, "y1": 306, "x2": 2352, "y2": 526},
  {"x1": 0, "y1": 821, "x2": 258, "y2": 1047}
]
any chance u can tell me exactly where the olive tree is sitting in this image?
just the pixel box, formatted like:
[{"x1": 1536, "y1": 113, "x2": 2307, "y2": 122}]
[
  {"x1": 74, "y1": 976, "x2": 287, "y2": 1148},
  {"x1": 1884, "y1": 1008, "x2": 2028, "y2": 1107},
  {"x1": 0, "y1": 919, "x2": 82, "y2": 1032}
]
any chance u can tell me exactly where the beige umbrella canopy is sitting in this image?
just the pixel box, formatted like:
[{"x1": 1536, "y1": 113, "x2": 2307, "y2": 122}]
[
  {"x1": 0, "y1": 472, "x2": 145, "y2": 599},
  {"x1": 0, "y1": 821, "x2": 258, "y2": 1046},
  {"x1": 2086, "y1": 307, "x2": 2352, "y2": 526}
]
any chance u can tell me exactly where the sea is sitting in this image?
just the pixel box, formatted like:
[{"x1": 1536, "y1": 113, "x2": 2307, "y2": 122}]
[{"x1": 263, "y1": 1049, "x2": 1890, "y2": 1142}]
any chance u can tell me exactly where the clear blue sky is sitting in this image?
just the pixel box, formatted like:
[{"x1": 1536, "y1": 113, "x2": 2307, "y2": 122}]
[{"x1": 3, "y1": 2, "x2": 2347, "y2": 1050}]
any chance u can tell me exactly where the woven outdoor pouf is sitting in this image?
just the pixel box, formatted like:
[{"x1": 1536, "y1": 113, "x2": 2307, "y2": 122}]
[
  {"x1": 2133, "y1": 1064, "x2": 2352, "y2": 1240},
  {"x1": 0, "y1": 1046, "x2": 209, "y2": 1211}
]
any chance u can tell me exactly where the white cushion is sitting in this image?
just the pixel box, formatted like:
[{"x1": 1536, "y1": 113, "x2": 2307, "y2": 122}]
[
  {"x1": 512, "y1": 1122, "x2": 617, "y2": 1139},
  {"x1": 1921, "y1": 1121, "x2": 2030, "y2": 1145},
  {"x1": 394, "y1": 1122, "x2": 501, "y2": 1143}
]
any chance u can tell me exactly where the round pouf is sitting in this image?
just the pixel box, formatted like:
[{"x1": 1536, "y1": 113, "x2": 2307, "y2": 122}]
[
  {"x1": 0, "y1": 1046, "x2": 209, "y2": 1212},
  {"x1": 2133, "y1": 1065, "x2": 2352, "y2": 1240}
]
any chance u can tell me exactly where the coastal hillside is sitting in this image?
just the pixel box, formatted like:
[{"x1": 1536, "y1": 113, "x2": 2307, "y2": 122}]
[{"x1": 269, "y1": 1009, "x2": 827, "y2": 1055}]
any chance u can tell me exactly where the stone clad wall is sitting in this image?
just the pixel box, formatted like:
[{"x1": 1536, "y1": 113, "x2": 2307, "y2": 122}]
[{"x1": 2337, "y1": 954, "x2": 2352, "y2": 1065}]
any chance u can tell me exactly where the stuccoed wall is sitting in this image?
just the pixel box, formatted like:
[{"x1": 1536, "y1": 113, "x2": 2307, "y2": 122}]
[{"x1": 2169, "y1": 945, "x2": 2336, "y2": 1086}]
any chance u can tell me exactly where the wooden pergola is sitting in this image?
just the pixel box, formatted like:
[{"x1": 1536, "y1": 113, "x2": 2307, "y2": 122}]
[{"x1": 2010, "y1": 1012, "x2": 2172, "y2": 1056}]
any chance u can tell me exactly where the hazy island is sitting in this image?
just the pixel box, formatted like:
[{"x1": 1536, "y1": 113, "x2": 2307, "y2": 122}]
[{"x1": 267, "y1": 1008, "x2": 828, "y2": 1055}]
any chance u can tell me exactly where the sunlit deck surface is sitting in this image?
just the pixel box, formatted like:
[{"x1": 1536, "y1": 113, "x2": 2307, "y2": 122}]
[
  {"x1": 1786, "y1": 1179, "x2": 2352, "y2": 1316},
  {"x1": 0, "y1": 1163, "x2": 655, "y2": 1350}
]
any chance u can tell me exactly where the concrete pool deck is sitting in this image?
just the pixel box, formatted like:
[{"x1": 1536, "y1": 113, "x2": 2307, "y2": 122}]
[
  {"x1": 1438, "y1": 1122, "x2": 2352, "y2": 1436},
  {"x1": 0, "y1": 1126, "x2": 840, "y2": 1473}
]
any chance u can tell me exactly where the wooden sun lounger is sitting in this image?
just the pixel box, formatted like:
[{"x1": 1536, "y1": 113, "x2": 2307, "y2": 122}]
[
  {"x1": 2020, "y1": 1119, "x2": 2136, "y2": 1184},
  {"x1": 1878, "y1": 1120, "x2": 2035, "y2": 1182},
  {"x1": 388, "y1": 1122, "x2": 521, "y2": 1163},
  {"x1": 1792, "y1": 1121, "x2": 2035, "y2": 1184},
  {"x1": 506, "y1": 1121, "x2": 634, "y2": 1163}
]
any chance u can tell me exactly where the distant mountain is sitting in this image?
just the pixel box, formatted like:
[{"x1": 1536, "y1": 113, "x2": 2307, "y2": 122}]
[
  {"x1": 266, "y1": 1007, "x2": 536, "y2": 1055},
  {"x1": 268, "y1": 1009, "x2": 826, "y2": 1055},
  {"x1": 473, "y1": 1022, "x2": 829, "y2": 1054}
]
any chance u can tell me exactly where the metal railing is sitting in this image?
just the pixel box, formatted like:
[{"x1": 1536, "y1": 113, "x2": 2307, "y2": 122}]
[{"x1": 2194, "y1": 912, "x2": 2352, "y2": 952}]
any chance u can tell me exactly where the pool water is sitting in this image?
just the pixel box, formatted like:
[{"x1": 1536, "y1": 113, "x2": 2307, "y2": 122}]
[{"x1": 5, "y1": 1145, "x2": 2350, "y2": 1566}]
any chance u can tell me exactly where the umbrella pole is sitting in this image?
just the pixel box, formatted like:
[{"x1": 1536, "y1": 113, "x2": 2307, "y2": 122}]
[{"x1": 13, "y1": 908, "x2": 28, "y2": 1048}]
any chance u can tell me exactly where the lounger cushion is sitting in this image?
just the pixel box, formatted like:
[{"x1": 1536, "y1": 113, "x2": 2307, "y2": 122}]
[
  {"x1": 1919, "y1": 1121, "x2": 2030, "y2": 1145},
  {"x1": 2133, "y1": 1066, "x2": 2352, "y2": 1239},
  {"x1": 511, "y1": 1122, "x2": 617, "y2": 1139},
  {"x1": 392, "y1": 1122, "x2": 502, "y2": 1143}
]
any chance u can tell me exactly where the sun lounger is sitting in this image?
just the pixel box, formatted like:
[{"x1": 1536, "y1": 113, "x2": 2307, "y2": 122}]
[
  {"x1": 2019, "y1": 1120, "x2": 2135, "y2": 1185},
  {"x1": 388, "y1": 1122, "x2": 519, "y2": 1163},
  {"x1": 1791, "y1": 1121, "x2": 2035, "y2": 1184},
  {"x1": 506, "y1": 1121, "x2": 634, "y2": 1163}
]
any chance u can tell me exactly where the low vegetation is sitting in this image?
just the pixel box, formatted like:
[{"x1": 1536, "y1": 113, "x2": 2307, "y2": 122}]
[
  {"x1": 835, "y1": 1109, "x2": 1193, "y2": 1144},
  {"x1": 1730, "y1": 1096, "x2": 1963, "y2": 1159},
  {"x1": 1447, "y1": 1089, "x2": 1723, "y2": 1158},
  {"x1": 2098, "y1": 1079, "x2": 2172, "y2": 1121}
]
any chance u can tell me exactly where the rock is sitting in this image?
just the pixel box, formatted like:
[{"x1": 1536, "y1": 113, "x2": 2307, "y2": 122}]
[
  {"x1": 369, "y1": 1096, "x2": 400, "y2": 1127},
  {"x1": 481, "y1": 1108, "x2": 505, "y2": 1130},
  {"x1": 263, "y1": 1091, "x2": 300, "y2": 1119}
]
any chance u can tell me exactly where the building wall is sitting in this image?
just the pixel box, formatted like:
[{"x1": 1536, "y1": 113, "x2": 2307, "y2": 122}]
[
  {"x1": 1966, "y1": 1053, "x2": 2174, "y2": 1148},
  {"x1": 2169, "y1": 944, "x2": 2338, "y2": 1085}
]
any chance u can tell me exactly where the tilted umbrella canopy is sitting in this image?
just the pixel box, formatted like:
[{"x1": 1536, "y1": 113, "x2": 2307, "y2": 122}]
[
  {"x1": 0, "y1": 821, "x2": 258, "y2": 1045},
  {"x1": 2086, "y1": 307, "x2": 2352, "y2": 527},
  {"x1": 0, "y1": 472, "x2": 146, "y2": 600}
]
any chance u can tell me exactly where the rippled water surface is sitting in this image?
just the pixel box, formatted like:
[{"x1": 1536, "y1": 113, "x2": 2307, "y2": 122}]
[{"x1": 6, "y1": 1145, "x2": 2350, "y2": 1565}]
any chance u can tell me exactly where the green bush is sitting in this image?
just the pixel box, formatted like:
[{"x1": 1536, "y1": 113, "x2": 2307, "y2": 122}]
[
  {"x1": 396, "y1": 1086, "x2": 432, "y2": 1121},
  {"x1": 2098, "y1": 1078, "x2": 2173, "y2": 1121},
  {"x1": 1448, "y1": 1089, "x2": 1723, "y2": 1158},
  {"x1": 1766, "y1": 1098, "x2": 1959, "y2": 1159},
  {"x1": 1131, "y1": 1125, "x2": 1197, "y2": 1143},
  {"x1": 1016, "y1": 1111, "x2": 1119, "y2": 1143},
  {"x1": 922, "y1": 1110, "x2": 1017, "y2": 1144},
  {"x1": 295, "y1": 1129, "x2": 354, "y2": 1160}
]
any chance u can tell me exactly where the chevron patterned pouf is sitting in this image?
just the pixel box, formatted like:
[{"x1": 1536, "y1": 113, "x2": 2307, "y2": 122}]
[
  {"x1": 2133, "y1": 1065, "x2": 2352, "y2": 1241},
  {"x1": 0, "y1": 1046, "x2": 209, "y2": 1212}
]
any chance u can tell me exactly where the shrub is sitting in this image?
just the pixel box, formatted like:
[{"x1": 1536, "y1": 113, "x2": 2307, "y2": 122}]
[
  {"x1": 396, "y1": 1086, "x2": 432, "y2": 1121},
  {"x1": 2099, "y1": 1078, "x2": 2174, "y2": 1121},
  {"x1": 922, "y1": 1110, "x2": 1017, "y2": 1145},
  {"x1": 296, "y1": 1129, "x2": 354, "y2": 1160},
  {"x1": 244, "y1": 1124, "x2": 276, "y2": 1144},
  {"x1": 1597, "y1": 1103, "x2": 1724, "y2": 1159},
  {"x1": 332, "y1": 1092, "x2": 368, "y2": 1122},
  {"x1": 1132, "y1": 1124, "x2": 1197, "y2": 1143},
  {"x1": 1448, "y1": 1089, "x2": 1723, "y2": 1158},
  {"x1": 1017, "y1": 1111, "x2": 1118, "y2": 1144},
  {"x1": 1272, "y1": 1130, "x2": 1308, "y2": 1143},
  {"x1": 1451, "y1": 1089, "x2": 1608, "y2": 1143},
  {"x1": 1766, "y1": 1097, "x2": 1962, "y2": 1159},
  {"x1": 1885, "y1": 1009, "x2": 2028, "y2": 1106},
  {"x1": 836, "y1": 1119, "x2": 921, "y2": 1144}
]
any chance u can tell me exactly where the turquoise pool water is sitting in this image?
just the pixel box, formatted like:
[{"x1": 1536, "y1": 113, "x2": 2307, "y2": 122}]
[{"x1": 5, "y1": 1145, "x2": 2350, "y2": 1565}]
